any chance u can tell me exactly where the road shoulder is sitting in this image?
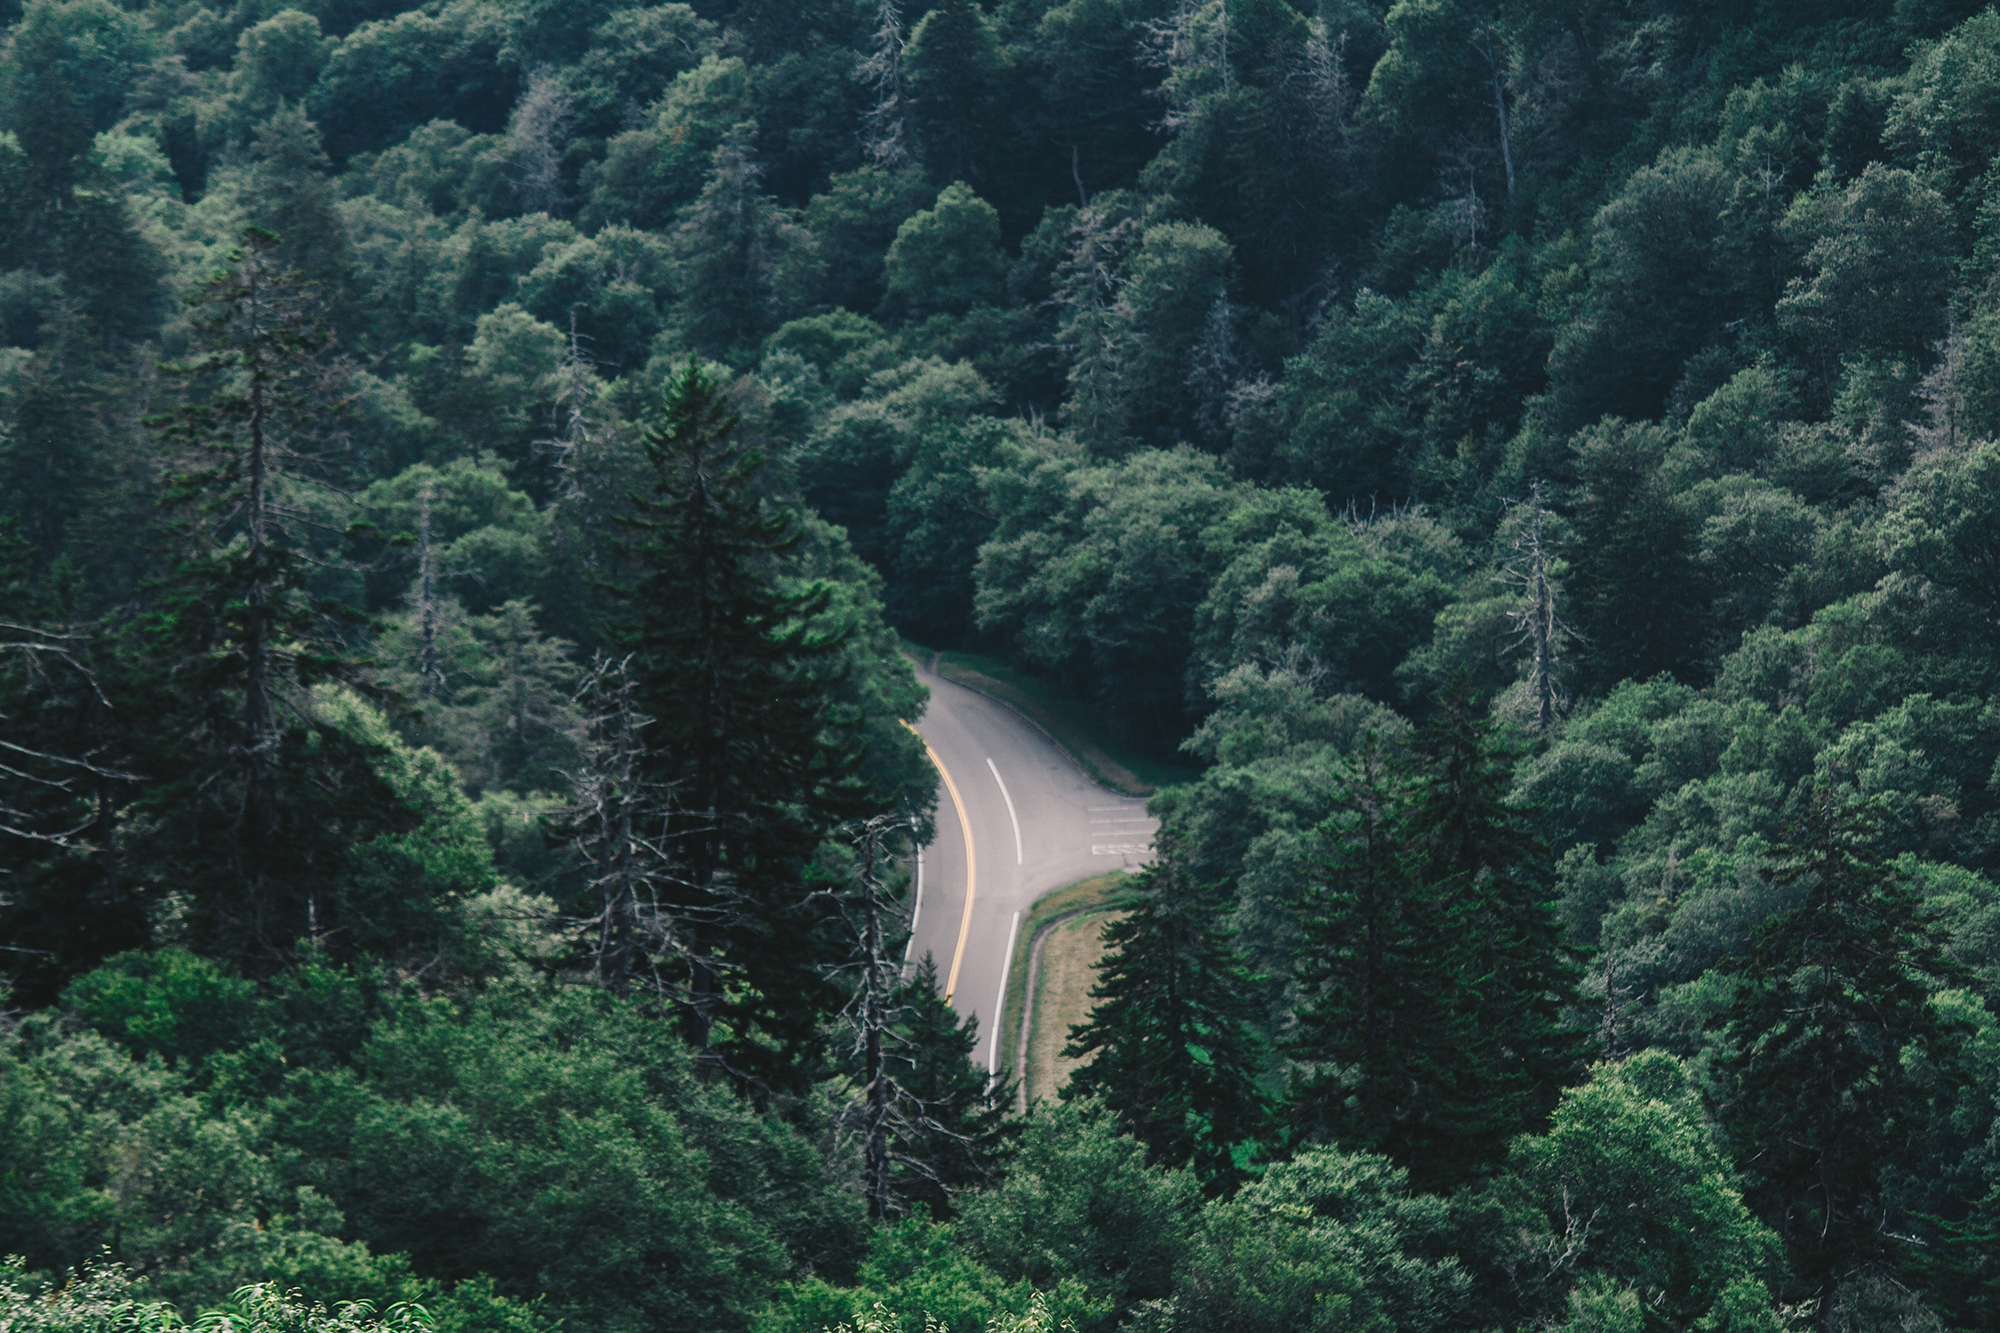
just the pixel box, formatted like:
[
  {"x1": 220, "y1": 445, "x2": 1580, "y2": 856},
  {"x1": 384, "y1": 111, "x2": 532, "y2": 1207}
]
[{"x1": 997, "y1": 871, "x2": 1141, "y2": 1107}]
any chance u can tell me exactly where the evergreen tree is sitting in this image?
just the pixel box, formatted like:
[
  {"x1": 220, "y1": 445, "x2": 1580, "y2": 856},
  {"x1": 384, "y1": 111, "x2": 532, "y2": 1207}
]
[
  {"x1": 1290, "y1": 685, "x2": 1587, "y2": 1190},
  {"x1": 669, "y1": 128, "x2": 796, "y2": 361},
  {"x1": 616, "y1": 357, "x2": 874, "y2": 1086},
  {"x1": 135, "y1": 228, "x2": 418, "y2": 972},
  {"x1": 889, "y1": 954, "x2": 1013, "y2": 1219},
  {"x1": 239, "y1": 106, "x2": 356, "y2": 334},
  {"x1": 1401, "y1": 680, "x2": 1591, "y2": 1149},
  {"x1": 903, "y1": 0, "x2": 1003, "y2": 188},
  {"x1": 1714, "y1": 794, "x2": 1973, "y2": 1325},
  {"x1": 1566, "y1": 410, "x2": 1711, "y2": 691},
  {"x1": 1063, "y1": 834, "x2": 1269, "y2": 1191},
  {"x1": 1289, "y1": 734, "x2": 1477, "y2": 1179}
]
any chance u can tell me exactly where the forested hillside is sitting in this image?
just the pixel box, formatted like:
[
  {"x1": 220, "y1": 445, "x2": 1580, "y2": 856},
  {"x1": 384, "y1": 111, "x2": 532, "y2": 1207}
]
[{"x1": 6, "y1": 0, "x2": 2000, "y2": 1329}]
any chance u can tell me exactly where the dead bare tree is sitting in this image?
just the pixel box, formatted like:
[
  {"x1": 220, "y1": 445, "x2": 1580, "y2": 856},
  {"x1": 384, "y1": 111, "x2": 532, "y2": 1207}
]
[
  {"x1": 1054, "y1": 206, "x2": 1137, "y2": 442},
  {"x1": 846, "y1": 813, "x2": 906, "y2": 1217},
  {"x1": 1138, "y1": 0, "x2": 1232, "y2": 133},
  {"x1": 1498, "y1": 480, "x2": 1579, "y2": 730},
  {"x1": 410, "y1": 485, "x2": 447, "y2": 700},
  {"x1": 858, "y1": 0, "x2": 918, "y2": 170},
  {"x1": 0, "y1": 622, "x2": 139, "y2": 849},
  {"x1": 1908, "y1": 323, "x2": 1967, "y2": 463},
  {"x1": 554, "y1": 654, "x2": 715, "y2": 996},
  {"x1": 506, "y1": 66, "x2": 575, "y2": 215},
  {"x1": 1471, "y1": 14, "x2": 1515, "y2": 201},
  {"x1": 1186, "y1": 296, "x2": 1240, "y2": 450},
  {"x1": 537, "y1": 310, "x2": 599, "y2": 498}
]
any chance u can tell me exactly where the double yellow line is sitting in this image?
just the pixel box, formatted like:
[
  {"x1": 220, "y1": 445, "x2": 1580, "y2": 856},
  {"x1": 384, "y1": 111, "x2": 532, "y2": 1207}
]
[{"x1": 903, "y1": 722, "x2": 976, "y2": 1000}]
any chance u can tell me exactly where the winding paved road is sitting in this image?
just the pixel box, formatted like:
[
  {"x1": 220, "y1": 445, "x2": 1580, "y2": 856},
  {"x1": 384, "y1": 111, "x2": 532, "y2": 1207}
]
[{"x1": 904, "y1": 658, "x2": 1157, "y2": 1072}]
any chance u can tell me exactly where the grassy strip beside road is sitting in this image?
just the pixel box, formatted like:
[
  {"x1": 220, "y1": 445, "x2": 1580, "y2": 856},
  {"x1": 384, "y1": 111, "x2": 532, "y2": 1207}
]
[
  {"x1": 994, "y1": 871, "x2": 1139, "y2": 1104},
  {"x1": 1022, "y1": 908, "x2": 1133, "y2": 1106},
  {"x1": 900, "y1": 642, "x2": 1198, "y2": 796}
]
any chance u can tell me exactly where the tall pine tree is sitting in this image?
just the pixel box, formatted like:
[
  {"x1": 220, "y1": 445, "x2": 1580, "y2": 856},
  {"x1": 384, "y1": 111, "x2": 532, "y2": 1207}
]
[
  {"x1": 1715, "y1": 794, "x2": 1972, "y2": 1327},
  {"x1": 132, "y1": 230, "x2": 426, "y2": 972},
  {"x1": 889, "y1": 954, "x2": 1014, "y2": 1218},
  {"x1": 1290, "y1": 734, "x2": 1479, "y2": 1177},
  {"x1": 1403, "y1": 679, "x2": 1591, "y2": 1156},
  {"x1": 616, "y1": 357, "x2": 875, "y2": 1088},
  {"x1": 1063, "y1": 834, "x2": 1269, "y2": 1191},
  {"x1": 1290, "y1": 684, "x2": 1587, "y2": 1190}
]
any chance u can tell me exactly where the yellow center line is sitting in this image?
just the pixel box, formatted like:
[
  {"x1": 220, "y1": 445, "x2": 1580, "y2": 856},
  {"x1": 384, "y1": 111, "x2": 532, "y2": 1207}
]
[{"x1": 905, "y1": 721, "x2": 976, "y2": 1001}]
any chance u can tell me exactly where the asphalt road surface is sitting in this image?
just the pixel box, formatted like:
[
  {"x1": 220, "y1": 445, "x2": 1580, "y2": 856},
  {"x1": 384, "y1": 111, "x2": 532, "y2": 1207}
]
[{"x1": 903, "y1": 657, "x2": 1157, "y2": 1073}]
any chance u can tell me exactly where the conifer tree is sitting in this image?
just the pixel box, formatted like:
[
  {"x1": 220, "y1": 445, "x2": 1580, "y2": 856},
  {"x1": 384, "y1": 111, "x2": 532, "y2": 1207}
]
[
  {"x1": 1401, "y1": 680, "x2": 1590, "y2": 1154},
  {"x1": 1290, "y1": 684, "x2": 1587, "y2": 1190},
  {"x1": 1289, "y1": 735, "x2": 1477, "y2": 1176},
  {"x1": 904, "y1": 0, "x2": 1003, "y2": 187},
  {"x1": 1063, "y1": 834, "x2": 1269, "y2": 1190},
  {"x1": 136, "y1": 228, "x2": 415, "y2": 972},
  {"x1": 889, "y1": 954, "x2": 1013, "y2": 1219},
  {"x1": 617, "y1": 357, "x2": 873, "y2": 1085},
  {"x1": 669, "y1": 130, "x2": 795, "y2": 361},
  {"x1": 1715, "y1": 794, "x2": 1972, "y2": 1326},
  {"x1": 239, "y1": 107, "x2": 355, "y2": 330}
]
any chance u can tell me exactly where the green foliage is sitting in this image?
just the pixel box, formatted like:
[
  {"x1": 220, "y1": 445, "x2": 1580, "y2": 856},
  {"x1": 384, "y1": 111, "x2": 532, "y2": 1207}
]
[
  {"x1": 976, "y1": 443, "x2": 1242, "y2": 743},
  {"x1": 1061, "y1": 836, "x2": 1269, "y2": 1189},
  {"x1": 884, "y1": 183, "x2": 1006, "y2": 321},
  {"x1": 0, "y1": 1260, "x2": 442, "y2": 1333},
  {"x1": 11, "y1": 0, "x2": 2000, "y2": 1326},
  {"x1": 883, "y1": 414, "x2": 1014, "y2": 639},
  {"x1": 1158, "y1": 1147, "x2": 1471, "y2": 1333},
  {"x1": 1776, "y1": 166, "x2": 1956, "y2": 397},
  {"x1": 759, "y1": 1220, "x2": 1051, "y2": 1333},
  {"x1": 1878, "y1": 437, "x2": 2000, "y2": 638},
  {"x1": 1506, "y1": 1052, "x2": 1783, "y2": 1331},
  {"x1": 956, "y1": 1100, "x2": 1198, "y2": 1327},
  {"x1": 1544, "y1": 145, "x2": 1773, "y2": 430},
  {"x1": 61, "y1": 947, "x2": 258, "y2": 1067},
  {"x1": 1292, "y1": 683, "x2": 1589, "y2": 1190},
  {"x1": 272, "y1": 985, "x2": 844, "y2": 1333},
  {"x1": 1715, "y1": 796, "x2": 1974, "y2": 1308}
]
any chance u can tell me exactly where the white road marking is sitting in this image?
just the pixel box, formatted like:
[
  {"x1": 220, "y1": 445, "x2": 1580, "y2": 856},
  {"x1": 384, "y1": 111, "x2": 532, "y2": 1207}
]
[
  {"x1": 1093, "y1": 844, "x2": 1149, "y2": 855},
  {"x1": 903, "y1": 845, "x2": 923, "y2": 968},
  {"x1": 987, "y1": 757, "x2": 1023, "y2": 866},
  {"x1": 990, "y1": 909, "x2": 1021, "y2": 1076}
]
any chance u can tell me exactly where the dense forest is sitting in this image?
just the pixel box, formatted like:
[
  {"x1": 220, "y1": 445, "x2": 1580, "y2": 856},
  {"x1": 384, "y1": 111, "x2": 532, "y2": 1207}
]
[{"x1": 6, "y1": 0, "x2": 2000, "y2": 1329}]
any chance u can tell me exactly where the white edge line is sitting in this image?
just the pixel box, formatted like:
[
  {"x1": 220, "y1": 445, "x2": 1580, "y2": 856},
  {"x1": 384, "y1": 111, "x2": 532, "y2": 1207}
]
[
  {"x1": 903, "y1": 844, "x2": 923, "y2": 968},
  {"x1": 989, "y1": 909, "x2": 1021, "y2": 1076},
  {"x1": 987, "y1": 757, "x2": 1024, "y2": 866}
]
